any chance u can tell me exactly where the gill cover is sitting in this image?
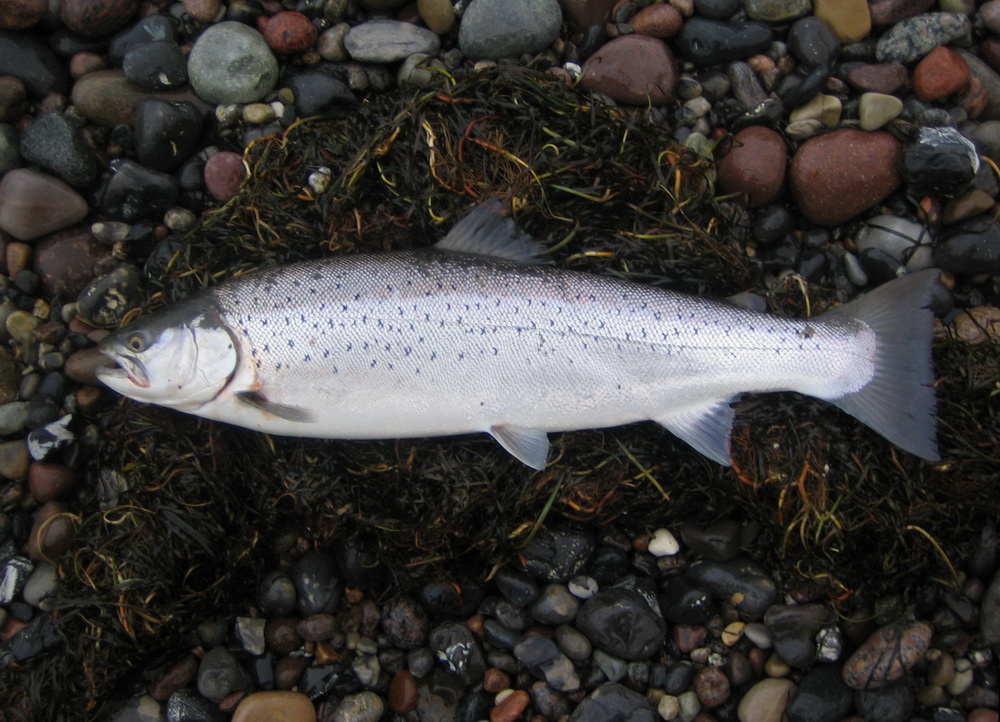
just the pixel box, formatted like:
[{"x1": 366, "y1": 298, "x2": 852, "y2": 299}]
[{"x1": 97, "y1": 309, "x2": 238, "y2": 412}]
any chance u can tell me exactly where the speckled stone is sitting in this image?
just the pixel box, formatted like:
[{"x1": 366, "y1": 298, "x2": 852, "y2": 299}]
[
  {"x1": 187, "y1": 21, "x2": 278, "y2": 103},
  {"x1": 258, "y1": 11, "x2": 317, "y2": 55},
  {"x1": 743, "y1": 0, "x2": 810, "y2": 23},
  {"x1": 344, "y1": 19, "x2": 440, "y2": 63},
  {"x1": 913, "y1": 46, "x2": 970, "y2": 102},
  {"x1": 842, "y1": 621, "x2": 932, "y2": 689},
  {"x1": 790, "y1": 129, "x2": 902, "y2": 226},
  {"x1": 846, "y1": 62, "x2": 909, "y2": 95},
  {"x1": 581, "y1": 34, "x2": 678, "y2": 106},
  {"x1": 875, "y1": 12, "x2": 971, "y2": 64},
  {"x1": 716, "y1": 126, "x2": 787, "y2": 207},
  {"x1": 458, "y1": 0, "x2": 562, "y2": 60}
]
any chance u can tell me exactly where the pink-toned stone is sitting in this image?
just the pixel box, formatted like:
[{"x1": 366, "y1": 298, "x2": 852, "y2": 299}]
[
  {"x1": 968, "y1": 709, "x2": 999, "y2": 722},
  {"x1": 60, "y1": 0, "x2": 138, "y2": 37},
  {"x1": 846, "y1": 62, "x2": 909, "y2": 95},
  {"x1": 69, "y1": 51, "x2": 108, "y2": 80},
  {"x1": 258, "y1": 11, "x2": 318, "y2": 54},
  {"x1": 490, "y1": 690, "x2": 530, "y2": 722},
  {"x1": 868, "y1": 0, "x2": 934, "y2": 26},
  {"x1": 790, "y1": 129, "x2": 901, "y2": 226},
  {"x1": 28, "y1": 462, "x2": 79, "y2": 503},
  {"x1": 183, "y1": 0, "x2": 221, "y2": 23},
  {"x1": 0, "y1": 169, "x2": 89, "y2": 242},
  {"x1": 694, "y1": 666, "x2": 731, "y2": 708},
  {"x1": 232, "y1": 691, "x2": 316, "y2": 722},
  {"x1": 631, "y1": 3, "x2": 683, "y2": 38},
  {"x1": 913, "y1": 46, "x2": 970, "y2": 102},
  {"x1": 27, "y1": 501, "x2": 77, "y2": 562},
  {"x1": 842, "y1": 621, "x2": 932, "y2": 689},
  {"x1": 204, "y1": 151, "x2": 247, "y2": 202},
  {"x1": 956, "y1": 48, "x2": 1000, "y2": 121},
  {"x1": 33, "y1": 228, "x2": 107, "y2": 297},
  {"x1": 558, "y1": 0, "x2": 618, "y2": 31},
  {"x1": 716, "y1": 126, "x2": 788, "y2": 208},
  {"x1": 0, "y1": 0, "x2": 47, "y2": 30},
  {"x1": 388, "y1": 669, "x2": 418, "y2": 714},
  {"x1": 581, "y1": 34, "x2": 677, "y2": 106}
]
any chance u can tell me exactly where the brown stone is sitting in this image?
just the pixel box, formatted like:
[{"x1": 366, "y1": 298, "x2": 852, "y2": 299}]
[
  {"x1": 957, "y1": 49, "x2": 1000, "y2": 121},
  {"x1": 694, "y1": 666, "x2": 731, "y2": 708},
  {"x1": 69, "y1": 51, "x2": 107, "y2": 80},
  {"x1": 28, "y1": 501, "x2": 78, "y2": 562},
  {"x1": 232, "y1": 691, "x2": 316, "y2": 722},
  {"x1": 388, "y1": 669, "x2": 418, "y2": 714},
  {"x1": 581, "y1": 34, "x2": 677, "y2": 106},
  {"x1": 0, "y1": 169, "x2": 88, "y2": 242},
  {"x1": 60, "y1": 0, "x2": 139, "y2": 38},
  {"x1": 75, "y1": 385, "x2": 103, "y2": 415},
  {"x1": 950, "y1": 306, "x2": 1000, "y2": 343},
  {"x1": 868, "y1": 0, "x2": 934, "y2": 26},
  {"x1": 6, "y1": 242, "x2": 32, "y2": 279},
  {"x1": 258, "y1": 11, "x2": 317, "y2": 54},
  {"x1": 33, "y1": 228, "x2": 107, "y2": 297},
  {"x1": 630, "y1": 3, "x2": 683, "y2": 38},
  {"x1": 148, "y1": 654, "x2": 199, "y2": 701},
  {"x1": 0, "y1": 347, "x2": 17, "y2": 404},
  {"x1": 716, "y1": 126, "x2": 788, "y2": 208},
  {"x1": 182, "y1": 0, "x2": 221, "y2": 23},
  {"x1": 28, "y1": 462, "x2": 79, "y2": 503},
  {"x1": 913, "y1": 46, "x2": 970, "y2": 102},
  {"x1": 265, "y1": 617, "x2": 303, "y2": 656},
  {"x1": 842, "y1": 621, "x2": 932, "y2": 689},
  {"x1": 0, "y1": 0, "x2": 47, "y2": 30},
  {"x1": 483, "y1": 667, "x2": 512, "y2": 693},
  {"x1": 274, "y1": 655, "x2": 309, "y2": 690},
  {"x1": 417, "y1": 0, "x2": 454, "y2": 34},
  {"x1": 846, "y1": 62, "x2": 909, "y2": 95},
  {"x1": 790, "y1": 129, "x2": 901, "y2": 226},
  {"x1": 557, "y1": 0, "x2": 618, "y2": 31},
  {"x1": 0, "y1": 75, "x2": 28, "y2": 122},
  {"x1": 0, "y1": 440, "x2": 29, "y2": 481},
  {"x1": 491, "y1": 690, "x2": 530, "y2": 722},
  {"x1": 813, "y1": 0, "x2": 870, "y2": 43}
]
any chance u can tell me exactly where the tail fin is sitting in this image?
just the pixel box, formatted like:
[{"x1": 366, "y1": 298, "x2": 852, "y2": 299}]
[{"x1": 824, "y1": 269, "x2": 940, "y2": 461}]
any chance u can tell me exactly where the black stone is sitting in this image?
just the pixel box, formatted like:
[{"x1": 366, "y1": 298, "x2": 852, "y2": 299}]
[
  {"x1": 290, "y1": 550, "x2": 343, "y2": 616},
  {"x1": 76, "y1": 264, "x2": 143, "y2": 328},
  {"x1": 47, "y1": 30, "x2": 108, "y2": 58},
  {"x1": 381, "y1": 595, "x2": 430, "y2": 649},
  {"x1": 586, "y1": 545, "x2": 629, "y2": 586},
  {"x1": 679, "y1": 519, "x2": 743, "y2": 561},
  {"x1": 20, "y1": 111, "x2": 99, "y2": 189},
  {"x1": 257, "y1": 570, "x2": 296, "y2": 616},
  {"x1": 685, "y1": 557, "x2": 777, "y2": 620},
  {"x1": 455, "y1": 690, "x2": 492, "y2": 722},
  {"x1": 567, "y1": 683, "x2": 657, "y2": 722},
  {"x1": 902, "y1": 127, "x2": 979, "y2": 198},
  {"x1": 123, "y1": 40, "x2": 187, "y2": 89},
  {"x1": 334, "y1": 535, "x2": 382, "y2": 587},
  {"x1": 798, "y1": 247, "x2": 827, "y2": 280},
  {"x1": 482, "y1": 618, "x2": 522, "y2": 651},
  {"x1": 788, "y1": 16, "x2": 840, "y2": 68},
  {"x1": 752, "y1": 206, "x2": 793, "y2": 245},
  {"x1": 134, "y1": 99, "x2": 204, "y2": 172},
  {"x1": 100, "y1": 159, "x2": 180, "y2": 222},
  {"x1": 659, "y1": 575, "x2": 713, "y2": 625},
  {"x1": 417, "y1": 580, "x2": 464, "y2": 616},
  {"x1": 299, "y1": 661, "x2": 360, "y2": 701},
  {"x1": 758, "y1": 235, "x2": 800, "y2": 273},
  {"x1": 779, "y1": 65, "x2": 833, "y2": 109},
  {"x1": 108, "y1": 14, "x2": 178, "y2": 65},
  {"x1": 494, "y1": 599, "x2": 531, "y2": 630},
  {"x1": 853, "y1": 680, "x2": 914, "y2": 722},
  {"x1": 0, "y1": 613, "x2": 59, "y2": 669},
  {"x1": 763, "y1": 604, "x2": 835, "y2": 669},
  {"x1": 495, "y1": 565, "x2": 540, "y2": 606},
  {"x1": 693, "y1": 0, "x2": 741, "y2": 20},
  {"x1": 284, "y1": 68, "x2": 358, "y2": 117},
  {"x1": 0, "y1": 30, "x2": 70, "y2": 97},
  {"x1": 935, "y1": 215, "x2": 1000, "y2": 275},
  {"x1": 576, "y1": 24, "x2": 608, "y2": 61},
  {"x1": 859, "y1": 246, "x2": 903, "y2": 283},
  {"x1": 675, "y1": 18, "x2": 772, "y2": 66},
  {"x1": 576, "y1": 588, "x2": 666, "y2": 660},
  {"x1": 428, "y1": 622, "x2": 486, "y2": 686},
  {"x1": 165, "y1": 689, "x2": 217, "y2": 722},
  {"x1": 524, "y1": 528, "x2": 595, "y2": 583},
  {"x1": 664, "y1": 661, "x2": 696, "y2": 695}
]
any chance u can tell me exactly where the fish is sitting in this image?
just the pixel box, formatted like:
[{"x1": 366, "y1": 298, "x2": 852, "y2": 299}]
[{"x1": 97, "y1": 201, "x2": 940, "y2": 470}]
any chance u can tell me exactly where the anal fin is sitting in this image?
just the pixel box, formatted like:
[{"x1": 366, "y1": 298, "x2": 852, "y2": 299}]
[
  {"x1": 654, "y1": 398, "x2": 739, "y2": 466},
  {"x1": 236, "y1": 390, "x2": 316, "y2": 423},
  {"x1": 489, "y1": 424, "x2": 549, "y2": 470}
]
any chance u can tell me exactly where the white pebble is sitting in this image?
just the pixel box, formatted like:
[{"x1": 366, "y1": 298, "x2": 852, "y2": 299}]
[
  {"x1": 567, "y1": 575, "x2": 598, "y2": 599},
  {"x1": 657, "y1": 694, "x2": 680, "y2": 720},
  {"x1": 648, "y1": 528, "x2": 680, "y2": 557}
]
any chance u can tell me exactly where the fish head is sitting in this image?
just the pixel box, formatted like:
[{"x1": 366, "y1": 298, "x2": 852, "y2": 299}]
[{"x1": 97, "y1": 301, "x2": 238, "y2": 411}]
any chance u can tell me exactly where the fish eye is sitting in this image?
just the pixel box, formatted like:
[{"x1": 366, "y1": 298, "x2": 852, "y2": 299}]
[{"x1": 127, "y1": 334, "x2": 147, "y2": 352}]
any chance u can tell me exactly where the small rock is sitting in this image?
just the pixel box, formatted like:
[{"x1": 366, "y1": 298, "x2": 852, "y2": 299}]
[
  {"x1": 913, "y1": 46, "x2": 970, "y2": 102},
  {"x1": 764, "y1": 604, "x2": 835, "y2": 669},
  {"x1": 232, "y1": 691, "x2": 316, "y2": 722},
  {"x1": 514, "y1": 634, "x2": 581, "y2": 692},
  {"x1": 859, "y1": 92, "x2": 903, "y2": 130},
  {"x1": 381, "y1": 595, "x2": 429, "y2": 649},
  {"x1": 100, "y1": 160, "x2": 179, "y2": 222},
  {"x1": 258, "y1": 11, "x2": 317, "y2": 55},
  {"x1": 70, "y1": 69, "x2": 149, "y2": 127},
  {"x1": 187, "y1": 21, "x2": 278, "y2": 104},
  {"x1": 737, "y1": 677, "x2": 795, "y2": 722},
  {"x1": 0, "y1": 30, "x2": 70, "y2": 98},
  {"x1": 630, "y1": 4, "x2": 683, "y2": 38},
  {"x1": 326, "y1": 691, "x2": 383, "y2": 722},
  {"x1": 524, "y1": 528, "x2": 594, "y2": 582},
  {"x1": 853, "y1": 679, "x2": 914, "y2": 722},
  {"x1": 580, "y1": 34, "x2": 678, "y2": 106},
  {"x1": 417, "y1": 0, "x2": 455, "y2": 34},
  {"x1": 576, "y1": 587, "x2": 666, "y2": 660},
  {"x1": 902, "y1": 126, "x2": 979, "y2": 198},
  {"x1": 675, "y1": 18, "x2": 772, "y2": 66},
  {"x1": 648, "y1": 528, "x2": 680, "y2": 557},
  {"x1": 134, "y1": 98, "x2": 203, "y2": 172},
  {"x1": 813, "y1": 0, "x2": 871, "y2": 43},
  {"x1": 458, "y1": 0, "x2": 561, "y2": 60},
  {"x1": 491, "y1": 689, "x2": 529, "y2": 722},
  {"x1": 33, "y1": 229, "x2": 107, "y2": 298},
  {"x1": 428, "y1": 621, "x2": 485, "y2": 686},
  {"x1": 123, "y1": 40, "x2": 187, "y2": 90},
  {"x1": 567, "y1": 683, "x2": 656, "y2": 722},
  {"x1": 0, "y1": 439, "x2": 30, "y2": 480},
  {"x1": 0, "y1": 168, "x2": 88, "y2": 241},
  {"x1": 61, "y1": 0, "x2": 138, "y2": 38},
  {"x1": 27, "y1": 501, "x2": 77, "y2": 561},
  {"x1": 28, "y1": 462, "x2": 79, "y2": 503},
  {"x1": 20, "y1": 111, "x2": 99, "y2": 189},
  {"x1": 875, "y1": 12, "x2": 971, "y2": 64},
  {"x1": 148, "y1": 655, "x2": 199, "y2": 702},
  {"x1": 846, "y1": 62, "x2": 909, "y2": 95},
  {"x1": 716, "y1": 126, "x2": 787, "y2": 208},
  {"x1": 76, "y1": 264, "x2": 143, "y2": 328},
  {"x1": 842, "y1": 621, "x2": 932, "y2": 689},
  {"x1": 198, "y1": 647, "x2": 252, "y2": 703},
  {"x1": 290, "y1": 550, "x2": 342, "y2": 616},
  {"x1": 0, "y1": 555, "x2": 33, "y2": 604},
  {"x1": 685, "y1": 557, "x2": 778, "y2": 620},
  {"x1": 693, "y1": 666, "x2": 730, "y2": 708},
  {"x1": 531, "y1": 584, "x2": 580, "y2": 625},
  {"x1": 937, "y1": 215, "x2": 1000, "y2": 275},
  {"x1": 204, "y1": 151, "x2": 246, "y2": 202},
  {"x1": 388, "y1": 669, "x2": 418, "y2": 714}
]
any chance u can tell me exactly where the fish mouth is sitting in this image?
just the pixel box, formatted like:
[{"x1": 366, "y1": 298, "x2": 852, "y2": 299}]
[{"x1": 97, "y1": 352, "x2": 151, "y2": 389}]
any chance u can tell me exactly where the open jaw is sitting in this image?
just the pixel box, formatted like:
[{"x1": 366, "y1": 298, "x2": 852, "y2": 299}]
[{"x1": 97, "y1": 352, "x2": 151, "y2": 389}]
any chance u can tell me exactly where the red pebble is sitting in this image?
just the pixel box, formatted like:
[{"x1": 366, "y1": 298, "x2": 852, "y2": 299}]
[
  {"x1": 258, "y1": 11, "x2": 318, "y2": 55},
  {"x1": 204, "y1": 151, "x2": 247, "y2": 202},
  {"x1": 490, "y1": 690, "x2": 530, "y2": 722},
  {"x1": 913, "y1": 46, "x2": 970, "y2": 102}
]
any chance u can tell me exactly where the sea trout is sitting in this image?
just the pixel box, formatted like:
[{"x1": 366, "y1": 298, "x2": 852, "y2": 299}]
[{"x1": 97, "y1": 202, "x2": 940, "y2": 469}]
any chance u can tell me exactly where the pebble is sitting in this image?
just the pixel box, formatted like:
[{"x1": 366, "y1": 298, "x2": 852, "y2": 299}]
[
  {"x1": 685, "y1": 557, "x2": 778, "y2": 619},
  {"x1": 33, "y1": 229, "x2": 107, "y2": 298},
  {"x1": 693, "y1": 666, "x2": 730, "y2": 708},
  {"x1": 231, "y1": 691, "x2": 316, "y2": 722},
  {"x1": 853, "y1": 679, "x2": 914, "y2": 722},
  {"x1": 417, "y1": 0, "x2": 455, "y2": 35},
  {"x1": 937, "y1": 215, "x2": 1000, "y2": 274},
  {"x1": 675, "y1": 18, "x2": 773, "y2": 66},
  {"x1": 580, "y1": 35, "x2": 678, "y2": 106},
  {"x1": 764, "y1": 603, "x2": 835, "y2": 669},
  {"x1": 567, "y1": 683, "x2": 656, "y2": 722},
  {"x1": 514, "y1": 634, "x2": 581, "y2": 691},
  {"x1": 576, "y1": 587, "x2": 666, "y2": 660},
  {"x1": 790, "y1": 128, "x2": 902, "y2": 225},
  {"x1": 856, "y1": 215, "x2": 933, "y2": 275},
  {"x1": 387, "y1": 669, "x2": 417, "y2": 714},
  {"x1": 0, "y1": 0, "x2": 47, "y2": 30},
  {"x1": 495, "y1": 565, "x2": 539, "y2": 606},
  {"x1": 198, "y1": 647, "x2": 252, "y2": 703},
  {"x1": 716, "y1": 126, "x2": 787, "y2": 208},
  {"x1": 28, "y1": 461, "x2": 78, "y2": 503},
  {"x1": 738, "y1": 677, "x2": 795, "y2": 722},
  {"x1": 875, "y1": 12, "x2": 971, "y2": 64},
  {"x1": 60, "y1": 0, "x2": 138, "y2": 38},
  {"x1": 100, "y1": 159, "x2": 179, "y2": 222},
  {"x1": 458, "y1": 0, "x2": 562, "y2": 61},
  {"x1": 814, "y1": 0, "x2": 871, "y2": 43},
  {"x1": 0, "y1": 168, "x2": 88, "y2": 241},
  {"x1": 204, "y1": 151, "x2": 247, "y2": 202},
  {"x1": 524, "y1": 528, "x2": 594, "y2": 582},
  {"x1": 429, "y1": 621, "x2": 486, "y2": 685},
  {"x1": 27, "y1": 500, "x2": 76, "y2": 561},
  {"x1": 123, "y1": 40, "x2": 187, "y2": 90},
  {"x1": 859, "y1": 92, "x2": 904, "y2": 130},
  {"x1": 902, "y1": 126, "x2": 979, "y2": 198},
  {"x1": 531, "y1": 583, "x2": 580, "y2": 624},
  {"x1": 326, "y1": 691, "x2": 383, "y2": 722},
  {"x1": 0, "y1": 555, "x2": 32, "y2": 604},
  {"x1": 491, "y1": 689, "x2": 529, "y2": 722},
  {"x1": 842, "y1": 620, "x2": 932, "y2": 689},
  {"x1": 0, "y1": 29, "x2": 70, "y2": 98},
  {"x1": 786, "y1": 664, "x2": 852, "y2": 722},
  {"x1": 847, "y1": 62, "x2": 909, "y2": 95},
  {"x1": 69, "y1": 69, "x2": 150, "y2": 127},
  {"x1": 0, "y1": 439, "x2": 30, "y2": 480},
  {"x1": 258, "y1": 12, "x2": 317, "y2": 55},
  {"x1": 343, "y1": 20, "x2": 439, "y2": 64},
  {"x1": 913, "y1": 46, "x2": 970, "y2": 102},
  {"x1": 187, "y1": 22, "x2": 278, "y2": 104},
  {"x1": 555, "y1": 623, "x2": 592, "y2": 661},
  {"x1": 134, "y1": 98, "x2": 204, "y2": 172},
  {"x1": 76, "y1": 264, "x2": 143, "y2": 328},
  {"x1": 283, "y1": 69, "x2": 357, "y2": 117},
  {"x1": 648, "y1": 528, "x2": 680, "y2": 557},
  {"x1": 630, "y1": 4, "x2": 683, "y2": 39},
  {"x1": 19, "y1": 110, "x2": 99, "y2": 189},
  {"x1": 381, "y1": 595, "x2": 430, "y2": 649},
  {"x1": 148, "y1": 655, "x2": 199, "y2": 701}
]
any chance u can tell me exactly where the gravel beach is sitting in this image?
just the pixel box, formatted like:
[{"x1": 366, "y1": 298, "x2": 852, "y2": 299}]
[{"x1": 0, "y1": 0, "x2": 998, "y2": 721}]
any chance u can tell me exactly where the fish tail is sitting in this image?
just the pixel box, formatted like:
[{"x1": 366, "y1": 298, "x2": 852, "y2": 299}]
[{"x1": 824, "y1": 269, "x2": 940, "y2": 461}]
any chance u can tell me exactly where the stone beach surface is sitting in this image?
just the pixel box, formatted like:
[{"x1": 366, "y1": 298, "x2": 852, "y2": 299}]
[{"x1": 0, "y1": 0, "x2": 998, "y2": 721}]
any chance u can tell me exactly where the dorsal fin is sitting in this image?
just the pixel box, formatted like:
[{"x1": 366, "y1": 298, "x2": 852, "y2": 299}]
[{"x1": 435, "y1": 199, "x2": 545, "y2": 263}]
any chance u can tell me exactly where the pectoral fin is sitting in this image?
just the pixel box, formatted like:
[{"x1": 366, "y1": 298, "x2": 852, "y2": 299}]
[
  {"x1": 654, "y1": 398, "x2": 739, "y2": 466},
  {"x1": 235, "y1": 390, "x2": 316, "y2": 423},
  {"x1": 489, "y1": 424, "x2": 549, "y2": 470}
]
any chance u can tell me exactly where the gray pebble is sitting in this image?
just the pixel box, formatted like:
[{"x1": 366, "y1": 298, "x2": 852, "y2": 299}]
[
  {"x1": 531, "y1": 583, "x2": 581, "y2": 625},
  {"x1": 458, "y1": 0, "x2": 562, "y2": 61},
  {"x1": 0, "y1": 402, "x2": 29, "y2": 435},
  {"x1": 20, "y1": 111, "x2": 98, "y2": 189},
  {"x1": 875, "y1": 13, "x2": 971, "y2": 64},
  {"x1": 856, "y1": 215, "x2": 934, "y2": 272},
  {"x1": 187, "y1": 22, "x2": 278, "y2": 103},
  {"x1": 196, "y1": 647, "x2": 251, "y2": 703},
  {"x1": 327, "y1": 691, "x2": 384, "y2": 722},
  {"x1": 22, "y1": 561, "x2": 57, "y2": 609},
  {"x1": 344, "y1": 20, "x2": 440, "y2": 64},
  {"x1": 234, "y1": 616, "x2": 266, "y2": 656}
]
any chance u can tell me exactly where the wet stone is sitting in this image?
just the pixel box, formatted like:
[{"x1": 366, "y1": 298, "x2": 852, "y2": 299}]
[
  {"x1": 679, "y1": 519, "x2": 742, "y2": 561},
  {"x1": 20, "y1": 111, "x2": 99, "y2": 189},
  {"x1": 495, "y1": 565, "x2": 539, "y2": 606},
  {"x1": 148, "y1": 655, "x2": 199, "y2": 702},
  {"x1": 234, "y1": 617, "x2": 266, "y2": 656},
  {"x1": 853, "y1": 680, "x2": 914, "y2": 722},
  {"x1": 259, "y1": 11, "x2": 317, "y2": 55},
  {"x1": 580, "y1": 34, "x2": 678, "y2": 106},
  {"x1": 231, "y1": 691, "x2": 316, "y2": 722},
  {"x1": 76, "y1": 264, "x2": 143, "y2": 328},
  {"x1": 842, "y1": 620, "x2": 932, "y2": 689},
  {"x1": 204, "y1": 151, "x2": 247, "y2": 202},
  {"x1": 902, "y1": 126, "x2": 979, "y2": 198},
  {"x1": 297, "y1": 613, "x2": 336, "y2": 642},
  {"x1": 531, "y1": 583, "x2": 580, "y2": 625},
  {"x1": 257, "y1": 570, "x2": 296, "y2": 616},
  {"x1": 428, "y1": 622, "x2": 485, "y2": 686},
  {"x1": 787, "y1": 16, "x2": 840, "y2": 69},
  {"x1": 738, "y1": 677, "x2": 796, "y2": 722},
  {"x1": 0, "y1": 29, "x2": 70, "y2": 98},
  {"x1": 381, "y1": 595, "x2": 429, "y2": 649},
  {"x1": 60, "y1": 0, "x2": 138, "y2": 38},
  {"x1": 675, "y1": 18, "x2": 773, "y2": 66},
  {"x1": 27, "y1": 414, "x2": 78, "y2": 462},
  {"x1": 108, "y1": 13, "x2": 177, "y2": 64},
  {"x1": 33, "y1": 229, "x2": 107, "y2": 298},
  {"x1": 187, "y1": 21, "x2": 278, "y2": 104},
  {"x1": 290, "y1": 550, "x2": 342, "y2": 616},
  {"x1": 0, "y1": 168, "x2": 88, "y2": 241},
  {"x1": 515, "y1": 635, "x2": 580, "y2": 692},
  {"x1": 786, "y1": 664, "x2": 853, "y2": 722},
  {"x1": 716, "y1": 126, "x2": 787, "y2": 208},
  {"x1": 345, "y1": 20, "x2": 440, "y2": 63},
  {"x1": 745, "y1": 0, "x2": 810, "y2": 21},
  {"x1": 27, "y1": 500, "x2": 76, "y2": 561},
  {"x1": 482, "y1": 618, "x2": 521, "y2": 651},
  {"x1": 693, "y1": 666, "x2": 730, "y2": 708},
  {"x1": 685, "y1": 557, "x2": 778, "y2": 620},
  {"x1": 576, "y1": 587, "x2": 666, "y2": 660},
  {"x1": 123, "y1": 40, "x2": 187, "y2": 90},
  {"x1": 936, "y1": 214, "x2": 1000, "y2": 275},
  {"x1": 524, "y1": 528, "x2": 595, "y2": 582},
  {"x1": 326, "y1": 691, "x2": 383, "y2": 722},
  {"x1": 458, "y1": 0, "x2": 562, "y2": 60},
  {"x1": 134, "y1": 99, "x2": 203, "y2": 172},
  {"x1": 284, "y1": 69, "x2": 357, "y2": 118},
  {"x1": 913, "y1": 46, "x2": 970, "y2": 102},
  {"x1": 856, "y1": 215, "x2": 933, "y2": 273},
  {"x1": 567, "y1": 683, "x2": 657, "y2": 722},
  {"x1": 659, "y1": 575, "x2": 713, "y2": 625},
  {"x1": 388, "y1": 669, "x2": 418, "y2": 714},
  {"x1": 875, "y1": 12, "x2": 972, "y2": 64},
  {"x1": 846, "y1": 62, "x2": 909, "y2": 95},
  {"x1": 100, "y1": 160, "x2": 179, "y2": 222},
  {"x1": 764, "y1": 604, "x2": 835, "y2": 669}
]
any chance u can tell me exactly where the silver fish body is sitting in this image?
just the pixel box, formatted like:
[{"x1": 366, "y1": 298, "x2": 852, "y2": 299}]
[{"x1": 98, "y1": 204, "x2": 939, "y2": 468}]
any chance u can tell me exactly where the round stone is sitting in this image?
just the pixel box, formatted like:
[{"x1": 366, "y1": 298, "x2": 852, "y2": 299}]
[
  {"x1": 580, "y1": 34, "x2": 678, "y2": 106},
  {"x1": 790, "y1": 128, "x2": 901, "y2": 226},
  {"x1": 204, "y1": 151, "x2": 247, "y2": 202},
  {"x1": 859, "y1": 92, "x2": 903, "y2": 130},
  {"x1": 258, "y1": 11, "x2": 317, "y2": 55},
  {"x1": 28, "y1": 462, "x2": 79, "y2": 503},
  {"x1": 76, "y1": 264, "x2": 143, "y2": 328},
  {"x1": 913, "y1": 46, "x2": 970, "y2": 102},
  {"x1": 187, "y1": 21, "x2": 278, "y2": 104},
  {"x1": 70, "y1": 69, "x2": 148, "y2": 126},
  {"x1": 388, "y1": 670, "x2": 418, "y2": 714},
  {"x1": 122, "y1": 40, "x2": 188, "y2": 89},
  {"x1": 630, "y1": 4, "x2": 683, "y2": 38},
  {"x1": 33, "y1": 228, "x2": 107, "y2": 297},
  {"x1": 737, "y1": 678, "x2": 795, "y2": 722},
  {"x1": 458, "y1": 0, "x2": 562, "y2": 61},
  {"x1": 0, "y1": 168, "x2": 88, "y2": 241},
  {"x1": 716, "y1": 126, "x2": 787, "y2": 208},
  {"x1": 27, "y1": 501, "x2": 77, "y2": 561},
  {"x1": 61, "y1": 0, "x2": 138, "y2": 38},
  {"x1": 344, "y1": 19, "x2": 440, "y2": 63},
  {"x1": 417, "y1": 0, "x2": 455, "y2": 34},
  {"x1": 232, "y1": 691, "x2": 315, "y2": 722},
  {"x1": 382, "y1": 595, "x2": 430, "y2": 649},
  {"x1": 0, "y1": 0, "x2": 48, "y2": 30},
  {"x1": 675, "y1": 18, "x2": 772, "y2": 66},
  {"x1": 19, "y1": 110, "x2": 100, "y2": 189},
  {"x1": 813, "y1": 0, "x2": 871, "y2": 43},
  {"x1": 576, "y1": 587, "x2": 666, "y2": 660}
]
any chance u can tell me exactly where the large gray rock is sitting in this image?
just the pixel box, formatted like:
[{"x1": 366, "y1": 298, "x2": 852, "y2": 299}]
[
  {"x1": 344, "y1": 20, "x2": 440, "y2": 63},
  {"x1": 187, "y1": 21, "x2": 278, "y2": 104},
  {"x1": 458, "y1": 0, "x2": 562, "y2": 60}
]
